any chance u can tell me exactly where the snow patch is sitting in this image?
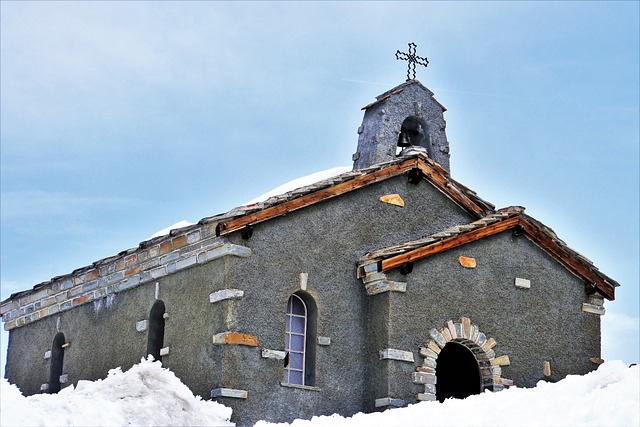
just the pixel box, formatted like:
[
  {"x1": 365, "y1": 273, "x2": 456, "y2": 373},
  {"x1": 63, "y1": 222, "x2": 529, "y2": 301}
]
[
  {"x1": 2, "y1": 360, "x2": 638, "y2": 426},
  {"x1": 256, "y1": 361, "x2": 639, "y2": 427},
  {"x1": 149, "y1": 220, "x2": 195, "y2": 239},
  {"x1": 244, "y1": 166, "x2": 351, "y2": 205},
  {"x1": 1, "y1": 357, "x2": 233, "y2": 427}
]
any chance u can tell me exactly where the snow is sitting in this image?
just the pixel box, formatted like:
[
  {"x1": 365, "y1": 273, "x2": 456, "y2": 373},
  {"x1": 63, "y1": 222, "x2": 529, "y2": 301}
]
[
  {"x1": 258, "y1": 361, "x2": 640, "y2": 427},
  {"x1": 243, "y1": 166, "x2": 351, "y2": 205},
  {"x1": 149, "y1": 167, "x2": 351, "y2": 239},
  {"x1": 0, "y1": 357, "x2": 233, "y2": 427},
  {"x1": 149, "y1": 220, "x2": 195, "y2": 239},
  {"x1": 2, "y1": 360, "x2": 638, "y2": 427}
]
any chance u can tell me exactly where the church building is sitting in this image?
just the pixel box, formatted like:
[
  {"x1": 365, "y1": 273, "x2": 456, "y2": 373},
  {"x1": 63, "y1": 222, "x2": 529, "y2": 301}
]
[{"x1": 2, "y1": 47, "x2": 618, "y2": 425}]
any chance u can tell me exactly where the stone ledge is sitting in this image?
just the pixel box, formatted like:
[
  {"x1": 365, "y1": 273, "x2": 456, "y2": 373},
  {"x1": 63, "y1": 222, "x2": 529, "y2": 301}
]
[
  {"x1": 365, "y1": 280, "x2": 407, "y2": 295},
  {"x1": 379, "y1": 348, "x2": 414, "y2": 362},
  {"x1": 211, "y1": 388, "x2": 248, "y2": 399},
  {"x1": 375, "y1": 397, "x2": 405, "y2": 408},
  {"x1": 209, "y1": 289, "x2": 244, "y2": 303},
  {"x1": 261, "y1": 348, "x2": 286, "y2": 360},
  {"x1": 582, "y1": 303, "x2": 605, "y2": 315},
  {"x1": 212, "y1": 332, "x2": 258, "y2": 347},
  {"x1": 416, "y1": 392, "x2": 436, "y2": 402},
  {"x1": 280, "y1": 382, "x2": 321, "y2": 392}
]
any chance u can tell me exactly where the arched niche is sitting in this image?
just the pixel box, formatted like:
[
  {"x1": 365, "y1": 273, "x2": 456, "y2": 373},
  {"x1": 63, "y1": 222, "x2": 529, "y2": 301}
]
[
  {"x1": 146, "y1": 300, "x2": 166, "y2": 362},
  {"x1": 48, "y1": 332, "x2": 66, "y2": 394}
]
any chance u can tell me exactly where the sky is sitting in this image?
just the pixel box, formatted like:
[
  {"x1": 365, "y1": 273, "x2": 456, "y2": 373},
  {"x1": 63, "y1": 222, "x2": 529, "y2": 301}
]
[{"x1": 1, "y1": 1, "x2": 638, "y2": 371}]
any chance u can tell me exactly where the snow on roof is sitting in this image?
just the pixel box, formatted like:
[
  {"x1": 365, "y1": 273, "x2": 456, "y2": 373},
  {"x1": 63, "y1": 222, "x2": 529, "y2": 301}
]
[
  {"x1": 149, "y1": 167, "x2": 351, "y2": 239},
  {"x1": 244, "y1": 166, "x2": 352, "y2": 205}
]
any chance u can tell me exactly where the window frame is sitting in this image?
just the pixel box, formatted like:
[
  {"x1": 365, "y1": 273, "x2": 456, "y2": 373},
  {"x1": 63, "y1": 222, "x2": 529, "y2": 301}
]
[{"x1": 284, "y1": 294, "x2": 307, "y2": 385}]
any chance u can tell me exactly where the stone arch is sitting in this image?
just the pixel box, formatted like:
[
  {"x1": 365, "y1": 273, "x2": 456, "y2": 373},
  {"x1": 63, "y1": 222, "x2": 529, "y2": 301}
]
[{"x1": 414, "y1": 317, "x2": 512, "y2": 402}]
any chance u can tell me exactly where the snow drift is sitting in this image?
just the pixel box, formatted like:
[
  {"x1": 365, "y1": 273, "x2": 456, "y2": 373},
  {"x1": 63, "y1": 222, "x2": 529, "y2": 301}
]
[
  {"x1": 0, "y1": 357, "x2": 233, "y2": 426},
  {"x1": 2, "y1": 359, "x2": 638, "y2": 427}
]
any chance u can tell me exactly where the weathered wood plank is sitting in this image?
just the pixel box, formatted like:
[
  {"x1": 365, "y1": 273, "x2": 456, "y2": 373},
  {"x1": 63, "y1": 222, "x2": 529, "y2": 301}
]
[
  {"x1": 417, "y1": 163, "x2": 487, "y2": 217},
  {"x1": 380, "y1": 216, "x2": 519, "y2": 272},
  {"x1": 519, "y1": 219, "x2": 615, "y2": 300}
]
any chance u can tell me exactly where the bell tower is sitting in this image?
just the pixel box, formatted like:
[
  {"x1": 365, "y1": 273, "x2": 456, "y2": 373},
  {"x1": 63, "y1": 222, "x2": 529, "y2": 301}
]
[{"x1": 352, "y1": 44, "x2": 451, "y2": 172}]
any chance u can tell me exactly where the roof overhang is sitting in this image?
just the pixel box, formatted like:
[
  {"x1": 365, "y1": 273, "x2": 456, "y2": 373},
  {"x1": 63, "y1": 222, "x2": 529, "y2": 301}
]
[
  {"x1": 358, "y1": 207, "x2": 618, "y2": 300},
  {"x1": 215, "y1": 154, "x2": 494, "y2": 237}
]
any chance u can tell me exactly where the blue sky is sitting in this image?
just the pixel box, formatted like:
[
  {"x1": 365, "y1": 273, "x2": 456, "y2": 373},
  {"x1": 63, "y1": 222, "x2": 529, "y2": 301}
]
[{"x1": 1, "y1": 1, "x2": 638, "y2": 372}]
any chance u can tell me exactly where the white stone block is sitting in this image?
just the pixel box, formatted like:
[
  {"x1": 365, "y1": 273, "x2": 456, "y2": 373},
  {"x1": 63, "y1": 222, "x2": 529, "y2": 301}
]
[
  {"x1": 317, "y1": 336, "x2": 331, "y2": 346},
  {"x1": 209, "y1": 289, "x2": 244, "y2": 303},
  {"x1": 44, "y1": 350, "x2": 51, "y2": 359},
  {"x1": 515, "y1": 278, "x2": 531, "y2": 289},
  {"x1": 379, "y1": 348, "x2": 415, "y2": 362},
  {"x1": 40, "y1": 383, "x2": 49, "y2": 391},
  {"x1": 417, "y1": 392, "x2": 436, "y2": 401},
  {"x1": 375, "y1": 397, "x2": 405, "y2": 407},
  {"x1": 136, "y1": 320, "x2": 148, "y2": 332},
  {"x1": 365, "y1": 280, "x2": 406, "y2": 296},
  {"x1": 582, "y1": 303, "x2": 605, "y2": 315},
  {"x1": 261, "y1": 348, "x2": 286, "y2": 360},
  {"x1": 59, "y1": 374, "x2": 68, "y2": 384},
  {"x1": 211, "y1": 388, "x2": 248, "y2": 399},
  {"x1": 159, "y1": 346, "x2": 170, "y2": 356}
]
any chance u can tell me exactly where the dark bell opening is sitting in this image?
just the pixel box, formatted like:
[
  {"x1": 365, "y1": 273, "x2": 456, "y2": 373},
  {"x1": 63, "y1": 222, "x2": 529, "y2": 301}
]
[
  {"x1": 397, "y1": 116, "x2": 425, "y2": 148},
  {"x1": 435, "y1": 341, "x2": 482, "y2": 402}
]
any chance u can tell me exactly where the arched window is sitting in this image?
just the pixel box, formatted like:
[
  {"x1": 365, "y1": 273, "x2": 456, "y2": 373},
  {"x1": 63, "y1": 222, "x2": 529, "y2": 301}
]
[
  {"x1": 147, "y1": 300, "x2": 166, "y2": 362},
  {"x1": 48, "y1": 332, "x2": 65, "y2": 394},
  {"x1": 284, "y1": 292, "x2": 317, "y2": 386}
]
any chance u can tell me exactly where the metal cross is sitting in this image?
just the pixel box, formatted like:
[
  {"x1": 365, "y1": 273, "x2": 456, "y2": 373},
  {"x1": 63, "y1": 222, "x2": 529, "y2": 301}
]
[{"x1": 395, "y1": 42, "x2": 429, "y2": 81}]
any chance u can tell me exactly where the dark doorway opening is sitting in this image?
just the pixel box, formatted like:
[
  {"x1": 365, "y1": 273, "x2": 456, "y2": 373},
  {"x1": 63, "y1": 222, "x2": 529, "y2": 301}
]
[
  {"x1": 48, "y1": 332, "x2": 65, "y2": 394},
  {"x1": 147, "y1": 300, "x2": 166, "y2": 362},
  {"x1": 435, "y1": 341, "x2": 481, "y2": 402}
]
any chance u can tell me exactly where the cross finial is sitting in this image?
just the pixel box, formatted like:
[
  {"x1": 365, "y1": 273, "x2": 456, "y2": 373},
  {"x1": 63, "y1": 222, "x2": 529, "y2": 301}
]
[{"x1": 395, "y1": 42, "x2": 429, "y2": 81}]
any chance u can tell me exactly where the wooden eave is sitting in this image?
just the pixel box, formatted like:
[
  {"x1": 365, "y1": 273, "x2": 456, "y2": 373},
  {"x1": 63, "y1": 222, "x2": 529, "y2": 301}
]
[
  {"x1": 365, "y1": 212, "x2": 616, "y2": 301},
  {"x1": 215, "y1": 156, "x2": 492, "y2": 237}
]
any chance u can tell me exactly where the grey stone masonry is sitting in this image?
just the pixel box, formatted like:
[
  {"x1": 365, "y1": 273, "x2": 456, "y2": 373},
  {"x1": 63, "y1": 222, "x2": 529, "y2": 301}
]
[
  {"x1": 353, "y1": 80, "x2": 451, "y2": 172},
  {"x1": 1, "y1": 222, "x2": 251, "y2": 331}
]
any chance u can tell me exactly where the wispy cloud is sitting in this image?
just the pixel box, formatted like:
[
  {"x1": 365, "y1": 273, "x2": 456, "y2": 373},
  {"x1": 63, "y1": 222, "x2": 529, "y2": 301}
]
[{"x1": 0, "y1": 191, "x2": 144, "y2": 238}]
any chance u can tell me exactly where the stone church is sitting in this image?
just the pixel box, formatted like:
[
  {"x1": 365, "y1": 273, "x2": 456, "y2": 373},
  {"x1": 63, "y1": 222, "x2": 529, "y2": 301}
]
[{"x1": 2, "y1": 60, "x2": 618, "y2": 425}]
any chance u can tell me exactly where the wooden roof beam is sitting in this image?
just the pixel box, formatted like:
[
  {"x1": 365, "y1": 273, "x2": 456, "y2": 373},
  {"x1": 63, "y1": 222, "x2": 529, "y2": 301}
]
[
  {"x1": 380, "y1": 216, "x2": 519, "y2": 272},
  {"x1": 377, "y1": 215, "x2": 614, "y2": 300},
  {"x1": 216, "y1": 158, "x2": 420, "y2": 236}
]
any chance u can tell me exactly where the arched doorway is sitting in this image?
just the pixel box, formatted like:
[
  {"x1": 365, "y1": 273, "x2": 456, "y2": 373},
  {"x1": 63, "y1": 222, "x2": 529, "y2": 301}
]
[
  {"x1": 435, "y1": 341, "x2": 481, "y2": 402},
  {"x1": 415, "y1": 317, "x2": 512, "y2": 402}
]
